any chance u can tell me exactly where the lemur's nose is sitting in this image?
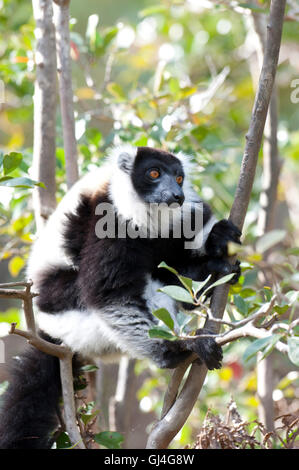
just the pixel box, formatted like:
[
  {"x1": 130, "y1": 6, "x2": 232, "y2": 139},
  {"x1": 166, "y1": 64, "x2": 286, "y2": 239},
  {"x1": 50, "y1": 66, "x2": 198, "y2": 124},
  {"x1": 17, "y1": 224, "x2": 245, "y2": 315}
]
[{"x1": 173, "y1": 192, "x2": 185, "y2": 206}]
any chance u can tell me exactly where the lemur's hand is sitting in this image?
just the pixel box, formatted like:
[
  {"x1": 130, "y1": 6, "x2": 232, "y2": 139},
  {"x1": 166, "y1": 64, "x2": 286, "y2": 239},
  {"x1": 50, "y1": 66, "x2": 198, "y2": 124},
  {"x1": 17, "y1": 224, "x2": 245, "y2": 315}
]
[
  {"x1": 205, "y1": 219, "x2": 241, "y2": 258},
  {"x1": 204, "y1": 219, "x2": 242, "y2": 286},
  {"x1": 182, "y1": 328, "x2": 223, "y2": 370},
  {"x1": 205, "y1": 258, "x2": 241, "y2": 285}
]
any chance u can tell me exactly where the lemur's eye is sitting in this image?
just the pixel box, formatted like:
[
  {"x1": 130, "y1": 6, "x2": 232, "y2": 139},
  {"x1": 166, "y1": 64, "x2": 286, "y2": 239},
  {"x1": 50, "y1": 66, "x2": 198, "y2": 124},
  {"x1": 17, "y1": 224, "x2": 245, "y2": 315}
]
[
  {"x1": 176, "y1": 175, "x2": 183, "y2": 185},
  {"x1": 149, "y1": 169, "x2": 160, "y2": 179}
]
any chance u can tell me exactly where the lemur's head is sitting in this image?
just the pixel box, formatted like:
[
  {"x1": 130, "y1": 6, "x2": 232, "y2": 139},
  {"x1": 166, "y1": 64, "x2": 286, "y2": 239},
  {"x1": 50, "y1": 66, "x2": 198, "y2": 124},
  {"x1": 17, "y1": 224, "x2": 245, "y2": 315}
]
[{"x1": 118, "y1": 146, "x2": 185, "y2": 206}]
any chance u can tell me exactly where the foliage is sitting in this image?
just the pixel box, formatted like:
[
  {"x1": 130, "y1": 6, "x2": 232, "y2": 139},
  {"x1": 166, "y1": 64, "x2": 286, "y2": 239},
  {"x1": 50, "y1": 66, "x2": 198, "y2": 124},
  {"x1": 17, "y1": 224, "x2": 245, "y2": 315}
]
[{"x1": 149, "y1": 254, "x2": 298, "y2": 368}]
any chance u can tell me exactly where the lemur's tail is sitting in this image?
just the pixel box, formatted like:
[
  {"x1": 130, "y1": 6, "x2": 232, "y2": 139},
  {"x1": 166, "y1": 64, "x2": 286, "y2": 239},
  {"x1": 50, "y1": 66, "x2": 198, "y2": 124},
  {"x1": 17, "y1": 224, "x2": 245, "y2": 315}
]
[{"x1": 0, "y1": 334, "x2": 61, "y2": 449}]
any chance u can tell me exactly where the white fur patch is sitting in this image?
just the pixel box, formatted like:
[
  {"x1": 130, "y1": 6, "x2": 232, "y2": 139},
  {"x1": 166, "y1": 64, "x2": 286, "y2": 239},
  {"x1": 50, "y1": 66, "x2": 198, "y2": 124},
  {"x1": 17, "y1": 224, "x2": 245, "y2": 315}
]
[
  {"x1": 37, "y1": 309, "x2": 136, "y2": 361},
  {"x1": 108, "y1": 146, "x2": 151, "y2": 229}
]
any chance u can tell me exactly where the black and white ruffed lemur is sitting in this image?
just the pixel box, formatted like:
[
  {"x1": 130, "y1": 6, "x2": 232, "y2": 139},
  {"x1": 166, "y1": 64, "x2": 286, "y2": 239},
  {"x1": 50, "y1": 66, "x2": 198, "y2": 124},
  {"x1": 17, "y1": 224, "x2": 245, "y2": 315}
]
[{"x1": 0, "y1": 145, "x2": 241, "y2": 448}]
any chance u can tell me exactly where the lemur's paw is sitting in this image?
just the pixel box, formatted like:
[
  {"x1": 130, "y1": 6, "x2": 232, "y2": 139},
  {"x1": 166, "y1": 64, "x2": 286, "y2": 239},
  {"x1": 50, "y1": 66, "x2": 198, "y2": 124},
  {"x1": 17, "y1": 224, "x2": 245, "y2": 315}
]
[
  {"x1": 206, "y1": 258, "x2": 241, "y2": 285},
  {"x1": 229, "y1": 259, "x2": 241, "y2": 285},
  {"x1": 206, "y1": 219, "x2": 241, "y2": 258},
  {"x1": 184, "y1": 328, "x2": 223, "y2": 370}
]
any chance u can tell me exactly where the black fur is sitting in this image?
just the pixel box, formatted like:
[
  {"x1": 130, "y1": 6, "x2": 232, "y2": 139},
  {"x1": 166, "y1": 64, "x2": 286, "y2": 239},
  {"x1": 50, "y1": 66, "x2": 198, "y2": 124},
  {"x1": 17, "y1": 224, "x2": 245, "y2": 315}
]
[
  {"x1": 0, "y1": 333, "x2": 83, "y2": 449},
  {"x1": 205, "y1": 219, "x2": 241, "y2": 258},
  {"x1": 0, "y1": 333, "x2": 61, "y2": 449},
  {"x1": 36, "y1": 266, "x2": 80, "y2": 313}
]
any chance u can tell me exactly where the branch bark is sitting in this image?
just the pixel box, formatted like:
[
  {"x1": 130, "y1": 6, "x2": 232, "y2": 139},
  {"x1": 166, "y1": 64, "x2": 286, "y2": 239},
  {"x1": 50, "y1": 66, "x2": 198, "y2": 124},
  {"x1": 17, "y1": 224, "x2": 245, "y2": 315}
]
[
  {"x1": 0, "y1": 281, "x2": 37, "y2": 333},
  {"x1": 146, "y1": 0, "x2": 287, "y2": 449},
  {"x1": 53, "y1": 0, "x2": 79, "y2": 188},
  {"x1": 31, "y1": 0, "x2": 57, "y2": 231}
]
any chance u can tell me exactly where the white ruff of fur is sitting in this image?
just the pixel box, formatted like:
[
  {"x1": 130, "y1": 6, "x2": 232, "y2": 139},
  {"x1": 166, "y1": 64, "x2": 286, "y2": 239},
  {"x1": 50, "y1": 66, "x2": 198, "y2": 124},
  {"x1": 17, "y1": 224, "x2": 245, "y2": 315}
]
[{"x1": 108, "y1": 144, "x2": 203, "y2": 234}]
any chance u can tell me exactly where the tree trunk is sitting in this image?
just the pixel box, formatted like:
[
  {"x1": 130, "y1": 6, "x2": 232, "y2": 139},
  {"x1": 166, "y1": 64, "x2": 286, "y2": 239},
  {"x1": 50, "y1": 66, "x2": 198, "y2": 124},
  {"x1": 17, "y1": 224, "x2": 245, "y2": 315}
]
[{"x1": 31, "y1": 0, "x2": 57, "y2": 231}]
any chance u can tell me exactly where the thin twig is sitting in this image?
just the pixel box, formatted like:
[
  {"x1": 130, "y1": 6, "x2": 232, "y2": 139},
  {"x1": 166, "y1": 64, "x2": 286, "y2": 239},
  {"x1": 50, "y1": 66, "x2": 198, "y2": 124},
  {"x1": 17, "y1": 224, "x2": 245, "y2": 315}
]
[
  {"x1": 59, "y1": 353, "x2": 86, "y2": 449},
  {"x1": 0, "y1": 281, "x2": 38, "y2": 333}
]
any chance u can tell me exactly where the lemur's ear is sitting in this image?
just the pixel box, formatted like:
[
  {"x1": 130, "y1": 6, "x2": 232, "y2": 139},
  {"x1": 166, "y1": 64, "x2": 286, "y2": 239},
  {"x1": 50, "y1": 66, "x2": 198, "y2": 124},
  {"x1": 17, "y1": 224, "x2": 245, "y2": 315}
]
[{"x1": 118, "y1": 152, "x2": 134, "y2": 174}]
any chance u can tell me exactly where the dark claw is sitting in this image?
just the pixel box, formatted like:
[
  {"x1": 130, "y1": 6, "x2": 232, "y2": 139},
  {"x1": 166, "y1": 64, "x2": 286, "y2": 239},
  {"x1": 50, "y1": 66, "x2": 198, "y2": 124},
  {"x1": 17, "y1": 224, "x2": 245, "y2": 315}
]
[
  {"x1": 184, "y1": 328, "x2": 223, "y2": 370},
  {"x1": 229, "y1": 259, "x2": 241, "y2": 285},
  {"x1": 205, "y1": 258, "x2": 241, "y2": 286}
]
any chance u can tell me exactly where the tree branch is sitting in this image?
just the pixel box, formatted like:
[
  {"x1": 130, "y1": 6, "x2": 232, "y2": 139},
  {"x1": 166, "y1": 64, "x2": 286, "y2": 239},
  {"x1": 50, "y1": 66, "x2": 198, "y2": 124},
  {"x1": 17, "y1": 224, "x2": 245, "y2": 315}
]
[
  {"x1": 53, "y1": 0, "x2": 79, "y2": 188},
  {"x1": 146, "y1": 0, "x2": 287, "y2": 449}
]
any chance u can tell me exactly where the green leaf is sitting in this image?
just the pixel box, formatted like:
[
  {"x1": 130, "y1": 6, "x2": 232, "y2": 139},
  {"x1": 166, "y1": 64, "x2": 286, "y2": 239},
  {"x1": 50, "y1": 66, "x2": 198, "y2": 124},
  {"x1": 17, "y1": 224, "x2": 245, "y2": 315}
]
[
  {"x1": 0, "y1": 176, "x2": 45, "y2": 188},
  {"x1": 85, "y1": 128, "x2": 102, "y2": 147},
  {"x1": 256, "y1": 230, "x2": 286, "y2": 253},
  {"x1": 139, "y1": 5, "x2": 167, "y2": 17},
  {"x1": 80, "y1": 364, "x2": 99, "y2": 372},
  {"x1": 78, "y1": 402, "x2": 99, "y2": 426},
  {"x1": 3, "y1": 152, "x2": 23, "y2": 175},
  {"x1": 148, "y1": 327, "x2": 175, "y2": 341},
  {"x1": 107, "y1": 82, "x2": 126, "y2": 101},
  {"x1": 0, "y1": 176, "x2": 13, "y2": 183},
  {"x1": 152, "y1": 308, "x2": 174, "y2": 331},
  {"x1": 239, "y1": 288, "x2": 256, "y2": 298},
  {"x1": 258, "y1": 334, "x2": 284, "y2": 361},
  {"x1": 94, "y1": 431, "x2": 124, "y2": 449},
  {"x1": 158, "y1": 261, "x2": 178, "y2": 275},
  {"x1": 234, "y1": 295, "x2": 249, "y2": 315},
  {"x1": 286, "y1": 247, "x2": 299, "y2": 256},
  {"x1": 56, "y1": 432, "x2": 72, "y2": 449},
  {"x1": 243, "y1": 336, "x2": 275, "y2": 362},
  {"x1": 192, "y1": 275, "x2": 212, "y2": 296},
  {"x1": 158, "y1": 262, "x2": 193, "y2": 293},
  {"x1": 274, "y1": 304, "x2": 290, "y2": 315},
  {"x1": 103, "y1": 27, "x2": 118, "y2": 49},
  {"x1": 0, "y1": 308, "x2": 21, "y2": 325},
  {"x1": 169, "y1": 77, "x2": 180, "y2": 96},
  {"x1": 158, "y1": 285, "x2": 194, "y2": 304},
  {"x1": 203, "y1": 273, "x2": 235, "y2": 295},
  {"x1": 288, "y1": 337, "x2": 299, "y2": 366}
]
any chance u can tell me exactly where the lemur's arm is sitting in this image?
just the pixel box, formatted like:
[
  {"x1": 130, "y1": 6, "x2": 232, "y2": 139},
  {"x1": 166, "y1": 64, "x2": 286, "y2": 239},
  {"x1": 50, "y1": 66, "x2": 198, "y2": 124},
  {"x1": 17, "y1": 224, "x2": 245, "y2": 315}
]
[{"x1": 87, "y1": 303, "x2": 222, "y2": 370}]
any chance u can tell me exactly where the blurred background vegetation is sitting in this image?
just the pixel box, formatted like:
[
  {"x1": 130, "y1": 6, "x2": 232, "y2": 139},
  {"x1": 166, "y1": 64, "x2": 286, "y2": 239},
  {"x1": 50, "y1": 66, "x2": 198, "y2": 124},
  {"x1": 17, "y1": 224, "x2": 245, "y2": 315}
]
[{"x1": 0, "y1": 0, "x2": 298, "y2": 448}]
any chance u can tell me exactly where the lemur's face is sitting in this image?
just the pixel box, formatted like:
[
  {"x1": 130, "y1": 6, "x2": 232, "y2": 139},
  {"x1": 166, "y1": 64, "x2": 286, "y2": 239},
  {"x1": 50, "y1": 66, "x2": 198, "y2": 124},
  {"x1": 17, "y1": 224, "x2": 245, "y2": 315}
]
[{"x1": 131, "y1": 147, "x2": 185, "y2": 206}]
